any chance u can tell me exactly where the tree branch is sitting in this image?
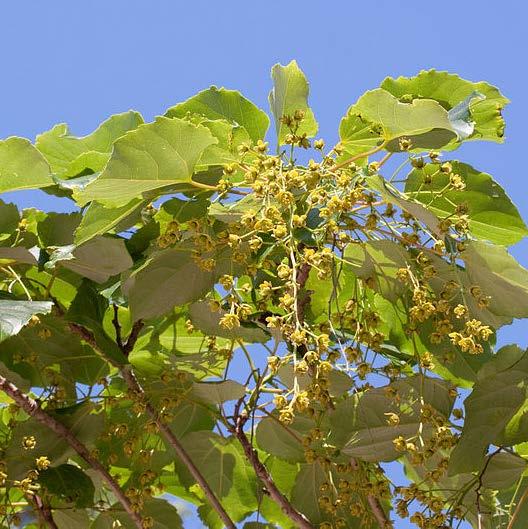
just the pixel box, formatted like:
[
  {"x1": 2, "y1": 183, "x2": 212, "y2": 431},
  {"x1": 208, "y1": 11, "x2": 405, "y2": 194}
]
[
  {"x1": 32, "y1": 495, "x2": 59, "y2": 529},
  {"x1": 0, "y1": 375, "x2": 143, "y2": 529},
  {"x1": 103, "y1": 313, "x2": 237, "y2": 529},
  {"x1": 121, "y1": 366, "x2": 237, "y2": 529},
  {"x1": 350, "y1": 458, "x2": 392, "y2": 528},
  {"x1": 230, "y1": 406, "x2": 314, "y2": 529}
]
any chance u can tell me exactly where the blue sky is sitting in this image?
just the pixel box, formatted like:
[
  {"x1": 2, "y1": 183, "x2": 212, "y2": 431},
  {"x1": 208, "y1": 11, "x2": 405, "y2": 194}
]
[{"x1": 2, "y1": 1, "x2": 527, "y2": 527}]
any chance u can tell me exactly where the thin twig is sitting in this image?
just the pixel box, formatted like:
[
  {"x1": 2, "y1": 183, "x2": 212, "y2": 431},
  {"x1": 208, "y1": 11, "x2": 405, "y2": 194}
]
[
  {"x1": 0, "y1": 375, "x2": 143, "y2": 529},
  {"x1": 507, "y1": 484, "x2": 528, "y2": 529},
  {"x1": 331, "y1": 142, "x2": 387, "y2": 171},
  {"x1": 32, "y1": 495, "x2": 59, "y2": 529}
]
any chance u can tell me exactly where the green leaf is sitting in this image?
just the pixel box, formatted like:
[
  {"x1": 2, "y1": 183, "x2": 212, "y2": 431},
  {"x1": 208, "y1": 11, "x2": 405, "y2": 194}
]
[
  {"x1": 256, "y1": 417, "x2": 306, "y2": 463},
  {"x1": 449, "y1": 346, "x2": 528, "y2": 475},
  {"x1": 462, "y1": 240, "x2": 528, "y2": 326},
  {"x1": 166, "y1": 86, "x2": 269, "y2": 143},
  {"x1": 381, "y1": 69, "x2": 509, "y2": 143},
  {"x1": 405, "y1": 161, "x2": 528, "y2": 245},
  {"x1": 331, "y1": 375, "x2": 454, "y2": 461},
  {"x1": 179, "y1": 432, "x2": 258, "y2": 524},
  {"x1": 338, "y1": 113, "x2": 382, "y2": 159},
  {"x1": 35, "y1": 111, "x2": 144, "y2": 178},
  {"x1": 0, "y1": 137, "x2": 52, "y2": 193},
  {"x1": 67, "y1": 280, "x2": 127, "y2": 366},
  {"x1": 0, "y1": 246, "x2": 38, "y2": 265},
  {"x1": 350, "y1": 88, "x2": 458, "y2": 151},
  {"x1": 39, "y1": 464, "x2": 95, "y2": 508},
  {"x1": 367, "y1": 174, "x2": 443, "y2": 237},
  {"x1": 0, "y1": 199, "x2": 20, "y2": 240},
  {"x1": 91, "y1": 498, "x2": 183, "y2": 529},
  {"x1": 74, "y1": 198, "x2": 145, "y2": 246},
  {"x1": 269, "y1": 60, "x2": 318, "y2": 144},
  {"x1": 481, "y1": 452, "x2": 527, "y2": 489},
  {"x1": 6, "y1": 404, "x2": 104, "y2": 479},
  {"x1": 37, "y1": 212, "x2": 81, "y2": 247},
  {"x1": 189, "y1": 301, "x2": 268, "y2": 343},
  {"x1": 125, "y1": 244, "x2": 235, "y2": 321},
  {"x1": 343, "y1": 239, "x2": 409, "y2": 302},
  {"x1": 53, "y1": 509, "x2": 91, "y2": 529},
  {"x1": 191, "y1": 380, "x2": 246, "y2": 404},
  {"x1": 0, "y1": 315, "x2": 110, "y2": 386},
  {"x1": 291, "y1": 463, "x2": 363, "y2": 527},
  {"x1": 47, "y1": 237, "x2": 133, "y2": 283},
  {"x1": 74, "y1": 117, "x2": 217, "y2": 207},
  {"x1": 0, "y1": 300, "x2": 53, "y2": 343}
]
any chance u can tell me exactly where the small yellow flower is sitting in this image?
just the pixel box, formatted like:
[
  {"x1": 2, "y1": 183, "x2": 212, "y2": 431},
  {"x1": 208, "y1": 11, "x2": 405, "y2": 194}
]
[{"x1": 219, "y1": 313, "x2": 240, "y2": 330}]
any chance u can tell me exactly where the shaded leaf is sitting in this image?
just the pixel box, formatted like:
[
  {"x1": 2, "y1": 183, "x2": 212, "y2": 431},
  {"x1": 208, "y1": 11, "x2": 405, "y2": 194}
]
[{"x1": 39, "y1": 464, "x2": 95, "y2": 507}]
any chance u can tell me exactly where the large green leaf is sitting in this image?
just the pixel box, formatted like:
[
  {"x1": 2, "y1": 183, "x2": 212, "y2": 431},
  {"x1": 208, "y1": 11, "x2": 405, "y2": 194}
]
[
  {"x1": 166, "y1": 86, "x2": 269, "y2": 142},
  {"x1": 349, "y1": 88, "x2": 458, "y2": 150},
  {"x1": 47, "y1": 236, "x2": 133, "y2": 283},
  {"x1": 255, "y1": 417, "x2": 306, "y2": 463},
  {"x1": 0, "y1": 300, "x2": 53, "y2": 343},
  {"x1": 331, "y1": 375, "x2": 454, "y2": 462},
  {"x1": 381, "y1": 69, "x2": 509, "y2": 143},
  {"x1": 405, "y1": 161, "x2": 527, "y2": 245},
  {"x1": 480, "y1": 452, "x2": 527, "y2": 489},
  {"x1": 0, "y1": 137, "x2": 52, "y2": 193},
  {"x1": 53, "y1": 509, "x2": 91, "y2": 529},
  {"x1": 67, "y1": 280, "x2": 127, "y2": 366},
  {"x1": 0, "y1": 246, "x2": 38, "y2": 265},
  {"x1": 74, "y1": 198, "x2": 146, "y2": 246},
  {"x1": 37, "y1": 212, "x2": 81, "y2": 247},
  {"x1": 461, "y1": 240, "x2": 528, "y2": 325},
  {"x1": 269, "y1": 60, "x2": 318, "y2": 144},
  {"x1": 39, "y1": 464, "x2": 95, "y2": 508},
  {"x1": 290, "y1": 463, "x2": 362, "y2": 527},
  {"x1": 191, "y1": 380, "x2": 246, "y2": 404},
  {"x1": 178, "y1": 432, "x2": 258, "y2": 526},
  {"x1": 0, "y1": 199, "x2": 20, "y2": 241},
  {"x1": 6, "y1": 404, "x2": 104, "y2": 479},
  {"x1": 449, "y1": 346, "x2": 528, "y2": 475},
  {"x1": 343, "y1": 239, "x2": 409, "y2": 301},
  {"x1": 35, "y1": 111, "x2": 144, "y2": 178},
  {"x1": 125, "y1": 244, "x2": 235, "y2": 321},
  {"x1": 75, "y1": 117, "x2": 217, "y2": 207},
  {"x1": 0, "y1": 315, "x2": 110, "y2": 386},
  {"x1": 338, "y1": 113, "x2": 383, "y2": 159}
]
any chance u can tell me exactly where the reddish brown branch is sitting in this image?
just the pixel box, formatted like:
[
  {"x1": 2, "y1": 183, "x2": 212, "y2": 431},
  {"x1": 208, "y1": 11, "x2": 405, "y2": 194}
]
[
  {"x1": 231, "y1": 412, "x2": 314, "y2": 529},
  {"x1": 350, "y1": 459, "x2": 392, "y2": 528},
  {"x1": 121, "y1": 367, "x2": 237, "y2": 529},
  {"x1": 32, "y1": 495, "x2": 59, "y2": 529},
  {"x1": 0, "y1": 375, "x2": 143, "y2": 529},
  {"x1": 122, "y1": 320, "x2": 144, "y2": 357}
]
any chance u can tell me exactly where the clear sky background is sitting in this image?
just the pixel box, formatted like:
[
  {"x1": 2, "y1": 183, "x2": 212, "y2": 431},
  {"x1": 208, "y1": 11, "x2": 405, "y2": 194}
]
[{"x1": 2, "y1": 1, "x2": 527, "y2": 527}]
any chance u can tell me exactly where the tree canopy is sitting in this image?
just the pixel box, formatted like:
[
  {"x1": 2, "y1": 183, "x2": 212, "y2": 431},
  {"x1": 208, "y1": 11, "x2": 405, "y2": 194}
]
[{"x1": 0, "y1": 61, "x2": 526, "y2": 529}]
